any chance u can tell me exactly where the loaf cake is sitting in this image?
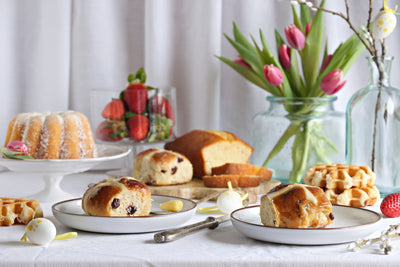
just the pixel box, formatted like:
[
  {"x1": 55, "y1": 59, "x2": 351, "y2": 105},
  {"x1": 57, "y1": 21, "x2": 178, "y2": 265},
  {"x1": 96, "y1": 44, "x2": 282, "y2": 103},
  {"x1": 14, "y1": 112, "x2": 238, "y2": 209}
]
[
  {"x1": 304, "y1": 163, "x2": 379, "y2": 207},
  {"x1": 4, "y1": 111, "x2": 98, "y2": 159},
  {"x1": 133, "y1": 148, "x2": 193, "y2": 186},
  {"x1": 260, "y1": 183, "x2": 334, "y2": 228},
  {"x1": 0, "y1": 197, "x2": 43, "y2": 226},
  {"x1": 164, "y1": 130, "x2": 253, "y2": 178},
  {"x1": 82, "y1": 176, "x2": 151, "y2": 217}
]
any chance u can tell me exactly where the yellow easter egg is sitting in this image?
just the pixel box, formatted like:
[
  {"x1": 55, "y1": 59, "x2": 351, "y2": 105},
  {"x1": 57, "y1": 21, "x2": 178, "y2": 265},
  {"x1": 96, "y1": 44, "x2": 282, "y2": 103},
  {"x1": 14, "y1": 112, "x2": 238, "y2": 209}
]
[{"x1": 372, "y1": 11, "x2": 397, "y2": 39}]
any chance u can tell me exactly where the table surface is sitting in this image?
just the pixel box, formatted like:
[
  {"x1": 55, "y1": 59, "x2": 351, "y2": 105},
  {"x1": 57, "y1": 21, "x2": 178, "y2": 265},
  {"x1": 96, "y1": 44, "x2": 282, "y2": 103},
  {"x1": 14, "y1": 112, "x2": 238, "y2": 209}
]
[{"x1": 0, "y1": 167, "x2": 399, "y2": 267}]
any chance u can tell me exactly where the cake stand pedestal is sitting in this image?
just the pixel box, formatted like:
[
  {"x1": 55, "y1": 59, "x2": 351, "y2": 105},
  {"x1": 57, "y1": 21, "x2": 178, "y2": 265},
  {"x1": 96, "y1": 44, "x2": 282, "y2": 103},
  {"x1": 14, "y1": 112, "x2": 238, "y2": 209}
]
[
  {"x1": 0, "y1": 144, "x2": 130, "y2": 203},
  {"x1": 27, "y1": 174, "x2": 76, "y2": 203}
]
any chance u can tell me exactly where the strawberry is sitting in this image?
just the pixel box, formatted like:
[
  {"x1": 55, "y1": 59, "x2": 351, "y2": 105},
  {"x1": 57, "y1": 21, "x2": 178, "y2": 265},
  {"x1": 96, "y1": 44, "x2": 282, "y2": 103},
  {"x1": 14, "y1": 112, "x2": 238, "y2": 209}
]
[
  {"x1": 380, "y1": 193, "x2": 400, "y2": 217},
  {"x1": 123, "y1": 83, "x2": 148, "y2": 114},
  {"x1": 101, "y1": 99, "x2": 125, "y2": 120},
  {"x1": 126, "y1": 115, "x2": 149, "y2": 141},
  {"x1": 95, "y1": 120, "x2": 127, "y2": 142},
  {"x1": 150, "y1": 96, "x2": 175, "y2": 125}
]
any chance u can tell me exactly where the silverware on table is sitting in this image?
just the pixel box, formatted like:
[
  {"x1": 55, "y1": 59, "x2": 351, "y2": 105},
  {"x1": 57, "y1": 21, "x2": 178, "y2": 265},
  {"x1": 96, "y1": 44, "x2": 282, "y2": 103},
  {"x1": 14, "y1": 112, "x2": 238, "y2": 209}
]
[{"x1": 154, "y1": 214, "x2": 230, "y2": 243}]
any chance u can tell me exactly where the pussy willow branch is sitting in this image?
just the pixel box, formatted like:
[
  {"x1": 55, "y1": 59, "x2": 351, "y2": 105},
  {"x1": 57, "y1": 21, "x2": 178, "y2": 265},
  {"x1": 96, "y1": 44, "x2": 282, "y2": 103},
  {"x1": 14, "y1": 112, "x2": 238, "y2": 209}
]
[
  {"x1": 295, "y1": 0, "x2": 376, "y2": 56},
  {"x1": 295, "y1": 0, "x2": 387, "y2": 171}
]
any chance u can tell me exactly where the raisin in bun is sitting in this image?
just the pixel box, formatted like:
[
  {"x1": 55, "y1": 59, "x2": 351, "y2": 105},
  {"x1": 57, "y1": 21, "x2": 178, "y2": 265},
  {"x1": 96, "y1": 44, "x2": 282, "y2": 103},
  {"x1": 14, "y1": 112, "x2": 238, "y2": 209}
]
[
  {"x1": 133, "y1": 148, "x2": 193, "y2": 186},
  {"x1": 260, "y1": 183, "x2": 334, "y2": 228},
  {"x1": 82, "y1": 176, "x2": 151, "y2": 217}
]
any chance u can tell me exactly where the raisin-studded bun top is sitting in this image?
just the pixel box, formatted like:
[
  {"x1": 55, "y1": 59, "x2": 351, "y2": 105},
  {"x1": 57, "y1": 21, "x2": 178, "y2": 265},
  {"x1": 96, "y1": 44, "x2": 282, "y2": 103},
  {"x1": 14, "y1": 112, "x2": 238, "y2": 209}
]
[
  {"x1": 82, "y1": 176, "x2": 151, "y2": 217},
  {"x1": 133, "y1": 148, "x2": 193, "y2": 186}
]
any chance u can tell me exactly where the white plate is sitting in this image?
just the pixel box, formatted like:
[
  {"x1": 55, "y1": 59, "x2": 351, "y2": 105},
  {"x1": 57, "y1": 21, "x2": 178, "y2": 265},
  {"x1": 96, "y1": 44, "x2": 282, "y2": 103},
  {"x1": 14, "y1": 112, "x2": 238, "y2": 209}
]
[
  {"x1": 0, "y1": 144, "x2": 130, "y2": 173},
  {"x1": 52, "y1": 195, "x2": 197, "y2": 233},
  {"x1": 231, "y1": 205, "x2": 382, "y2": 245}
]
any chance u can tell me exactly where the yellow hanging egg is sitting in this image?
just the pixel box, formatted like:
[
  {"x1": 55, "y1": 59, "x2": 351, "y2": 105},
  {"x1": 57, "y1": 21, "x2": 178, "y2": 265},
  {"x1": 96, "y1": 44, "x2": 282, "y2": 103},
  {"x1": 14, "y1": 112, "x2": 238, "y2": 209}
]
[{"x1": 372, "y1": 10, "x2": 397, "y2": 39}]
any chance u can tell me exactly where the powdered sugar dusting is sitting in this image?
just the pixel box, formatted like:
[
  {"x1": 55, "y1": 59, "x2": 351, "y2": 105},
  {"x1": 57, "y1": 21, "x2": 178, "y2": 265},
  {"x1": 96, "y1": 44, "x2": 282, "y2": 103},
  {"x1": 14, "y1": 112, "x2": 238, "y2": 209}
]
[{"x1": 7, "y1": 110, "x2": 97, "y2": 159}]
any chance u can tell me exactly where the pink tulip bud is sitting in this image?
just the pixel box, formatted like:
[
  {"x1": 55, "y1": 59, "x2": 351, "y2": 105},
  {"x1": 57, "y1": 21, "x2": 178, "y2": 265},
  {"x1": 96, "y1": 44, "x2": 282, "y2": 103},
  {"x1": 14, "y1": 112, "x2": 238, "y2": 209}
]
[
  {"x1": 279, "y1": 44, "x2": 291, "y2": 69},
  {"x1": 263, "y1": 65, "x2": 284, "y2": 86},
  {"x1": 320, "y1": 69, "x2": 346, "y2": 95},
  {"x1": 7, "y1": 141, "x2": 29, "y2": 155},
  {"x1": 234, "y1": 56, "x2": 251, "y2": 69},
  {"x1": 321, "y1": 55, "x2": 333, "y2": 73},
  {"x1": 305, "y1": 23, "x2": 311, "y2": 36},
  {"x1": 284, "y1": 24, "x2": 306, "y2": 50}
]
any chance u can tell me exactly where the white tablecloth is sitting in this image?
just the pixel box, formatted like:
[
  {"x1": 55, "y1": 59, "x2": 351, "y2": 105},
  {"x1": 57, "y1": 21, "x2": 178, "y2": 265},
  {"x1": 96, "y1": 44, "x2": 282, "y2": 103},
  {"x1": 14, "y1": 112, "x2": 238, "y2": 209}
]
[{"x1": 1, "y1": 169, "x2": 400, "y2": 267}]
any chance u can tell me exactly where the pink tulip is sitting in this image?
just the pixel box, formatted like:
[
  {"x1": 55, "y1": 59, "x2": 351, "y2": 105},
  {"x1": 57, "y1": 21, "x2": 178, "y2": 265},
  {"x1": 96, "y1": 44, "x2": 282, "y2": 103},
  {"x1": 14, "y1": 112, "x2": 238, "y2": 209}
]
[
  {"x1": 305, "y1": 23, "x2": 311, "y2": 36},
  {"x1": 279, "y1": 44, "x2": 291, "y2": 69},
  {"x1": 234, "y1": 56, "x2": 251, "y2": 69},
  {"x1": 263, "y1": 65, "x2": 284, "y2": 86},
  {"x1": 284, "y1": 24, "x2": 306, "y2": 50},
  {"x1": 320, "y1": 69, "x2": 346, "y2": 95},
  {"x1": 7, "y1": 140, "x2": 28, "y2": 155},
  {"x1": 320, "y1": 54, "x2": 333, "y2": 73}
]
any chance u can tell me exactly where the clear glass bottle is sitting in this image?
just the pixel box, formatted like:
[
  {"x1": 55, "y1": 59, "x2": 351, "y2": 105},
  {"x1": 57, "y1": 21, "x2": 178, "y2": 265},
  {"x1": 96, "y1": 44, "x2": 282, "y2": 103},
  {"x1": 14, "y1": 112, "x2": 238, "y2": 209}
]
[
  {"x1": 346, "y1": 56, "x2": 400, "y2": 196},
  {"x1": 250, "y1": 96, "x2": 345, "y2": 184}
]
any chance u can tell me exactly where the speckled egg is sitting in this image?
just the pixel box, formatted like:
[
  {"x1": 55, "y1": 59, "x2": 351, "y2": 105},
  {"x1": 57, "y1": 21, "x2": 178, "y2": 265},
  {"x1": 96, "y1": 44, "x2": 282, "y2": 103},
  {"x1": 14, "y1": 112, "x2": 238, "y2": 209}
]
[
  {"x1": 372, "y1": 10, "x2": 397, "y2": 39},
  {"x1": 25, "y1": 218, "x2": 56, "y2": 245},
  {"x1": 217, "y1": 190, "x2": 243, "y2": 214}
]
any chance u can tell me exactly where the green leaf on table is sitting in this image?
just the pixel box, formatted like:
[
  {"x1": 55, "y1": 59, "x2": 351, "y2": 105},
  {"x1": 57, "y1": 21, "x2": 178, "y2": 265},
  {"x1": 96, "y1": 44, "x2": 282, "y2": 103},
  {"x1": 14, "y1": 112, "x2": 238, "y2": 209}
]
[{"x1": 0, "y1": 146, "x2": 34, "y2": 160}]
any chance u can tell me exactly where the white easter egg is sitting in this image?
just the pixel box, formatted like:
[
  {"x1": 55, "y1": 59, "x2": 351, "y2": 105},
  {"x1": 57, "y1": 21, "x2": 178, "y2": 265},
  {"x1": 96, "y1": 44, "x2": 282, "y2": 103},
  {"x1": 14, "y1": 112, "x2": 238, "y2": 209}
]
[
  {"x1": 372, "y1": 11, "x2": 397, "y2": 39},
  {"x1": 25, "y1": 218, "x2": 56, "y2": 245},
  {"x1": 217, "y1": 190, "x2": 243, "y2": 214}
]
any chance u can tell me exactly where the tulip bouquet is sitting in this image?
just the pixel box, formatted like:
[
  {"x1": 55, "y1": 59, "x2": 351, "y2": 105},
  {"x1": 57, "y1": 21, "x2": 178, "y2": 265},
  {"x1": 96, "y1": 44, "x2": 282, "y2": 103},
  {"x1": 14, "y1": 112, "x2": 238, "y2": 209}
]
[{"x1": 218, "y1": 0, "x2": 365, "y2": 182}]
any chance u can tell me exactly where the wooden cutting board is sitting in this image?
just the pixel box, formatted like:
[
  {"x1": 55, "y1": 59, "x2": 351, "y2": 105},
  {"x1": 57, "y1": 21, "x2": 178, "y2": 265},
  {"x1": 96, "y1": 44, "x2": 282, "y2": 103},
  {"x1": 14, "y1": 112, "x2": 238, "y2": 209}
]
[{"x1": 149, "y1": 179, "x2": 280, "y2": 203}]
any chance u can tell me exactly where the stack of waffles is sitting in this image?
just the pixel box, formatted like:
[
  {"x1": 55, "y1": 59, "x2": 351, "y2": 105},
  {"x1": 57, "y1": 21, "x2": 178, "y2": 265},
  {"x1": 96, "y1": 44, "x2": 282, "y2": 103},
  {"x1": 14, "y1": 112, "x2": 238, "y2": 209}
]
[
  {"x1": 0, "y1": 197, "x2": 43, "y2": 226},
  {"x1": 304, "y1": 164, "x2": 380, "y2": 207}
]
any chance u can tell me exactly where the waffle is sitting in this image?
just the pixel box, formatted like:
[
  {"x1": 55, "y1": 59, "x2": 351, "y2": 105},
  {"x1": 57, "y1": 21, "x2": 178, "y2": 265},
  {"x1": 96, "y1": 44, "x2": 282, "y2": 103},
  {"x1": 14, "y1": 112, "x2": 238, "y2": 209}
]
[
  {"x1": 304, "y1": 164, "x2": 376, "y2": 191},
  {"x1": 0, "y1": 197, "x2": 43, "y2": 226},
  {"x1": 325, "y1": 185, "x2": 380, "y2": 207}
]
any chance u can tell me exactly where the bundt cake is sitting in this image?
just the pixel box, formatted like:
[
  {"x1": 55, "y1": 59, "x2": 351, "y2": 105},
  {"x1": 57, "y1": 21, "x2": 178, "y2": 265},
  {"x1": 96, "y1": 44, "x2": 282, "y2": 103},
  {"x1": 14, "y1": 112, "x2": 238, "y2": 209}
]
[{"x1": 4, "y1": 111, "x2": 98, "y2": 159}]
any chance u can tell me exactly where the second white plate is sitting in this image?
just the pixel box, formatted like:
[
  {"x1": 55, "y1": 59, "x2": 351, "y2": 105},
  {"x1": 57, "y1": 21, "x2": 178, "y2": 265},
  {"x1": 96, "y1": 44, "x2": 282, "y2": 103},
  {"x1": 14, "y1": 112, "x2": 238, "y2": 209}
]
[
  {"x1": 231, "y1": 205, "x2": 382, "y2": 245},
  {"x1": 52, "y1": 195, "x2": 197, "y2": 234}
]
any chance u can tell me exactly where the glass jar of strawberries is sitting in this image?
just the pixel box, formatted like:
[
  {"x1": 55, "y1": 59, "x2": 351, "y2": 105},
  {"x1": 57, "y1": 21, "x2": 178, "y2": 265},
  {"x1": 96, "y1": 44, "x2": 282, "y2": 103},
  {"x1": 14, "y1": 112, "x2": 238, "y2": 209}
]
[{"x1": 91, "y1": 68, "x2": 177, "y2": 144}]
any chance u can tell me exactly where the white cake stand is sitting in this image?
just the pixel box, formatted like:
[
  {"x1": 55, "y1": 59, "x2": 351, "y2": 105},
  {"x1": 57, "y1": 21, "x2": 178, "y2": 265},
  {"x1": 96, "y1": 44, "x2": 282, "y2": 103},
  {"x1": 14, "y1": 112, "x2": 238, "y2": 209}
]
[{"x1": 0, "y1": 144, "x2": 130, "y2": 203}]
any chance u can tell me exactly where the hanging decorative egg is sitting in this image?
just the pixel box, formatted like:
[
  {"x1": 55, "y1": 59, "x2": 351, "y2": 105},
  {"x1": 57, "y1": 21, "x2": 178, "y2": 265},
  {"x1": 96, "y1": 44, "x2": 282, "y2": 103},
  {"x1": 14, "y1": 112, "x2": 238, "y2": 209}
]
[{"x1": 372, "y1": 10, "x2": 397, "y2": 39}]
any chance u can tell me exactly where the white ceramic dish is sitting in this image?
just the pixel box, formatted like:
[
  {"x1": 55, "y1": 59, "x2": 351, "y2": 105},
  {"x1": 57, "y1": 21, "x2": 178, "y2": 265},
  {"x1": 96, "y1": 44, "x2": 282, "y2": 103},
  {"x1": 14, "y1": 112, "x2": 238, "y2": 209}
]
[
  {"x1": 52, "y1": 195, "x2": 197, "y2": 233},
  {"x1": 231, "y1": 205, "x2": 382, "y2": 245},
  {"x1": 0, "y1": 144, "x2": 130, "y2": 202}
]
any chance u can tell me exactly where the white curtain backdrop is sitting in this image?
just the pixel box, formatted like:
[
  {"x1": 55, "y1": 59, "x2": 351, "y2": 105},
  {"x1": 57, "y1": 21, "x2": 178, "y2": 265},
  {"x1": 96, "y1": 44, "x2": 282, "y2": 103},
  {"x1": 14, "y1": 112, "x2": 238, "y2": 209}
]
[{"x1": 1, "y1": 0, "x2": 399, "y2": 147}]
